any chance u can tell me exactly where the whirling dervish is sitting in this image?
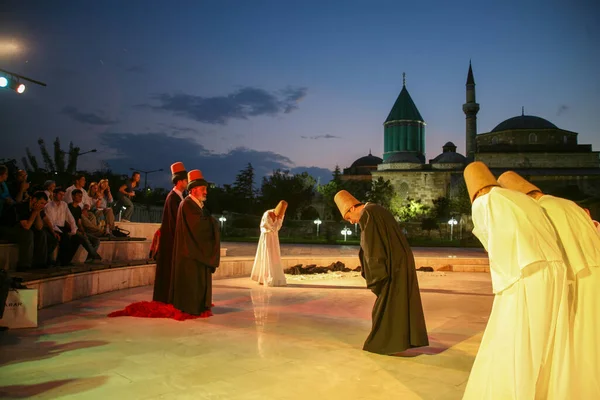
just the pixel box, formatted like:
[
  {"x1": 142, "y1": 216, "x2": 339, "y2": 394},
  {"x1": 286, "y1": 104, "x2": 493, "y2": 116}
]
[{"x1": 250, "y1": 200, "x2": 287, "y2": 287}]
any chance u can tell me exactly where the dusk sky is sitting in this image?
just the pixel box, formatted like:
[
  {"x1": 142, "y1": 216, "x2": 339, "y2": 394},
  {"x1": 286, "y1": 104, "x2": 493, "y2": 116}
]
[{"x1": 1, "y1": 0, "x2": 599, "y2": 188}]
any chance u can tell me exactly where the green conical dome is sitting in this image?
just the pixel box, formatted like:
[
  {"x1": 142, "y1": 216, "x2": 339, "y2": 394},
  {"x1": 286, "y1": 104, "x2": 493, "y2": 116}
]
[{"x1": 384, "y1": 84, "x2": 424, "y2": 124}]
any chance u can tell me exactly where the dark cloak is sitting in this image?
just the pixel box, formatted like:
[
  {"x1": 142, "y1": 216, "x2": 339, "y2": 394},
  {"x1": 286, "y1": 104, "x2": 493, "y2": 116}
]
[
  {"x1": 358, "y1": 203, "x2": 429, "y2": 354},
  {"x1": 170, "y1": 196, "x2": 220, "y2": 315},
  {"x1": 152, "y1": 190, "x2": 183, "y2": 303}
]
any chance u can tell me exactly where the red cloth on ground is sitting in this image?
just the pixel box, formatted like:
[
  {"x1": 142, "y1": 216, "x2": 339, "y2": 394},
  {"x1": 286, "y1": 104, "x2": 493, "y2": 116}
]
[{"x1": 108, "y1": 301, "x2": 212, "y2": 320}]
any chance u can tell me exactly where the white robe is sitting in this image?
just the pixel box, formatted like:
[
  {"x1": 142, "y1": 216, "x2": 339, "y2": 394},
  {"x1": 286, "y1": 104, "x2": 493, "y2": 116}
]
[
  {"x1": 250, "y1": 210, "x2": 287, "y2": 287},
  {"x1": 538, "y1": 195, "x2": 600, "y2": 398},
  {"x1": 463, "y1": 187, "x2": 572, "y2": 400}
]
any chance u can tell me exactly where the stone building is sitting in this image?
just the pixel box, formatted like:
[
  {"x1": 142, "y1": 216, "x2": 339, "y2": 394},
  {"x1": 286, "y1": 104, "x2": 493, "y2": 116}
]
[{"x1": 344, "y1": 63, "x2": 600, "y2": 203}]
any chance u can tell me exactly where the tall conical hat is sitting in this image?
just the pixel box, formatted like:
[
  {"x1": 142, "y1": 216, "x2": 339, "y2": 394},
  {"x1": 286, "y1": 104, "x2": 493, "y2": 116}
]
[
  {"x1": 170, "y1": 162, "x2": 187, "y2": 184},
  {"x1": 274, "y1": 200, "x2": 288, "y2": 217},
  {"x1": 187, "y1": 169, "x2": 208, "y2": 191},
  {"x1": 463, "y1": 161, "x2": 498, "y2": 203},
  {"x1": 498, "y1": 171, "x2": 541, "y2": 195},
  {"x1": 334, "y1": 190, "x2": 361, "y2": 217}
]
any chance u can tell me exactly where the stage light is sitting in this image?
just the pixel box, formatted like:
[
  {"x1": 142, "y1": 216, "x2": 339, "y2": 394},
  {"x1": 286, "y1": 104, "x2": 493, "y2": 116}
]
[
  {"x1": 8, "y1": 78, "x2": 25, "y2": 94},
  {"x1": 0, "y1": 76, "x2": 7, "y2": 87}
]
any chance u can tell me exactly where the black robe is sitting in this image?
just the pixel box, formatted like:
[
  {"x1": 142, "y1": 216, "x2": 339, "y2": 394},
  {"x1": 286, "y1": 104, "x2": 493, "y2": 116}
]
[
  {"x1": 170, "y1": 196, "x2": 220, "y2": 315},
  {"x1": 358, "y1": 203, "x2": 429, "y2": 354},
  {"x1": 152, "y1": 190, "x2": 183, "y2": 303}
]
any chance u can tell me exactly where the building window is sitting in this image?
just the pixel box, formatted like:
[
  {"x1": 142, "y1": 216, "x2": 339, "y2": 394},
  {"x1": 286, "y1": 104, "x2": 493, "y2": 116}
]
[
  {"x1": 563, "y1": 135, "x2": 568, "y2": 144},
  {"x1": 529, "y1": 133, "x2": 537, "y2": 144},
  {"x1": 399, "y1": 182, "x2": 409, "y2": 199},
  {"x1": 491, "y1": 137, "x2": 498, "y2": 145}
]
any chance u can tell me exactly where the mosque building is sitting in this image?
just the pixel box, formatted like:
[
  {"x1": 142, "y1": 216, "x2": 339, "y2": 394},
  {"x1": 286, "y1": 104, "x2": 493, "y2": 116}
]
[{"x1": 344, "y1": 63, "x2": 600, "y2": 204}]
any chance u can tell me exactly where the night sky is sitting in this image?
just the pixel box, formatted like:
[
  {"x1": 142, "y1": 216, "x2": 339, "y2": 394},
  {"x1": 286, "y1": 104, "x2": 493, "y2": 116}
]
[{"x1": 1, "y1": 0, "x2": 599, "y2": 188}]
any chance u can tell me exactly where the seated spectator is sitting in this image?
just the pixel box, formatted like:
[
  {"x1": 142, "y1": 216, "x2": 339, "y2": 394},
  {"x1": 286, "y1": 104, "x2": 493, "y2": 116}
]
[
  {"x1": 117, "y1": 171, "x2": 140, "y2": 222},
  {"x1": 0, "y1": 165, "x2": 16, "y2": 230},
  {"x1": 65, "y1": 174, "x2": 92, "y2": 208},
  {"x1": 81, "y1": 204, "x2": 107, "y2": 238},
  {"x1": 44, "y1": 187, "x2": 80, "y2": 266},
  {"x1": 91, "y1": 180, "x2": 115, "y2": 235},
  {"x1": 9, "y1": 169, "x2": 30, "y2": 204},
  {"x1": 43, "y1": 180, "x2": 56, "y2": 202},
  {"x1": 13, "y1": 191, "x2": 55, "y2": 271},
  {"x1": 69, "y1": 189, "x2": 102, "y2": 262}
]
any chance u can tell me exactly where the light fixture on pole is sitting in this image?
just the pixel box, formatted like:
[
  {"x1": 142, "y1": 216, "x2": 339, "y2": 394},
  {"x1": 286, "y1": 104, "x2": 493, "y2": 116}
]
[
  {"x1": 0, "y1": 67, "x2": 47, "y2": 94},
  {"x1": 341, "y1": 227, "x2": 352, "y2": 242},
  {"x1": 313, "y1": 218, "x2": 322, "y2": 236},
  {"x1": 448, "y1": 217, "x2": 458, "y2": 241},
  {"x1": 218, "y1": 216, "x2": 227, "y2": 231},
  {"x1": 130, "y1": 167, "x2": 164, "y2": 189}
]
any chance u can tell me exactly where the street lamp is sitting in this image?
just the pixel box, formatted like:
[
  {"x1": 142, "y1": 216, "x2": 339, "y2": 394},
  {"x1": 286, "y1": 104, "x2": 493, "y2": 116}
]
[
  {"x1": 341, "y1": 227, "x2": 352, "y2": 242},
  {"x1": 218, "y1": 216, "x2": 227, "y2": 232},
  {"x1": 130, "y1": 167, "x2": 164, "y2": 189},
  {"x1": 313, "y1": 218, "x2": 322, "y2": 236},
  {"x1": 448, "y1": 217, "x2": 458, "y2": 241},
  {"x1": 79, "y1": 149, "x2": 97, "y2": 156}
]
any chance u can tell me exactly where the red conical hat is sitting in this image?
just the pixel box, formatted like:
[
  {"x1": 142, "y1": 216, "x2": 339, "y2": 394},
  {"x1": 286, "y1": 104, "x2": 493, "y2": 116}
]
[
  {"x1": 170, "y1": 162, "x2": 186, "y2": 174},
  {"x1": 498, "y1": 171, "x2": 541, "y2": 195},
  {"x1": 463, "y1": 161, "x2": 498, "y2": 203}
]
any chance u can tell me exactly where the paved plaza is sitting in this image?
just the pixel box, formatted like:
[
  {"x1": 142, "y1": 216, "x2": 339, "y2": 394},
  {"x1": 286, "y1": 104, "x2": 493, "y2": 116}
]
[{"x1": 0, "y1": 244, "x2": 492, "y2": 400}]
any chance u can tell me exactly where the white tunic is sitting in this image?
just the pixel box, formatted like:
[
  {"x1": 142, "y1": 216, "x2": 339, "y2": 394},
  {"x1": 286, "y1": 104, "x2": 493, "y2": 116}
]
[
  {"x1": 538, "y1": 195, "x2": 600, "y2": 398},
  {"x1": 463, "y1": 187, "x2": 572, "y2": 400},
  {"x1": 250, "y1": 210, "x2": 286, "y2": 287}
]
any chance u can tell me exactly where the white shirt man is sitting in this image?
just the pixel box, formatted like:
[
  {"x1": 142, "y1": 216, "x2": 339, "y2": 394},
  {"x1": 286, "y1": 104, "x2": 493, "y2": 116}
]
[
  {"x1": 64, "y1": 175, "x2": 92, "y2": 208},
  {"x1": 45, "y1": 189, "x2": 77, "y2": 235}
]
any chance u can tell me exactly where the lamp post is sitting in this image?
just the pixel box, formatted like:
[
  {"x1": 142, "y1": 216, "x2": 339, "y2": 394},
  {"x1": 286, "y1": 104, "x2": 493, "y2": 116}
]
[
  {"x1": 341, "y1": 227, "x2": 352, "y2": 242},
  {"x1": 448, "y1": 217, "x2": 458, "y2": 241},
  {"x1": 79, "y1": 149, "x2": 97, "y2": 156},
  {"x1": 313, "y1": 218, "x2": 322, "y2": 236},
  {"x1": 130, "y1": 167, "x2": 164, "y2": 189},
  {"x1": 218, "y1": 216, "x2": 227, "y2": 232}
]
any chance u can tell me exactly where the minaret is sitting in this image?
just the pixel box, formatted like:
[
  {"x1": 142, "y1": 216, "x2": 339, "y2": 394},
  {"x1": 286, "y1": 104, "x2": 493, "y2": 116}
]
[{"x1": 462, "y1": 61, "x2": 480, "y2": 160}]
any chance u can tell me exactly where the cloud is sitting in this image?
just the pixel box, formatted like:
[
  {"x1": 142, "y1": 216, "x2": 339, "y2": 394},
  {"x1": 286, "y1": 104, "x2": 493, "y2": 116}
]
[
  {"x1": 556, "y1": 104, "x2": 569, "y2": 116},
  {"x1": 61, "y1": 106, "x2": 118, "y2": 125},
  {"x1": 143, "y1": 86, "x2": 307, "y2": 124},
  {"x1": 157, "y1": 123, "x2": 202, "y2": 137},
  {"x1": 300, "y1": 134, "x2": 341, "y2": 140},
  {"x1": 125, "y1": 65, "x2": 146, "y2": 74},
  {"x1": 98, "y1": 132, "x2": 329, "y2": 188}
]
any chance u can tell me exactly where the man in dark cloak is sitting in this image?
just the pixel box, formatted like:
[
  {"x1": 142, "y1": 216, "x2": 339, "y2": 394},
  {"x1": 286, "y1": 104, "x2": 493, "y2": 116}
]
[
  {"x1": 170, "y1": 169, "x2": 220, "y2": 316},
  {"x1": 152, "y1": 162, "x2": 188, "y2": 303},
  {"x1": 334, "y1": 190, "x2": 429, "y2": 355}
]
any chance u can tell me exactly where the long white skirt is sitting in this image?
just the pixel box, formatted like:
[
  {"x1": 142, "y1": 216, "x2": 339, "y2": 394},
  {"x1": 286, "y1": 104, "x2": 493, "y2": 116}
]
[
  {"x1": 571, "y1": 266, "x2": 600, "y2": 398},
  {"x1": 250, "y1": 232, "x2": 287, "y2": 287},
  {"x1": 463, "y1": 261, "x2": 572, "y2": 400}
]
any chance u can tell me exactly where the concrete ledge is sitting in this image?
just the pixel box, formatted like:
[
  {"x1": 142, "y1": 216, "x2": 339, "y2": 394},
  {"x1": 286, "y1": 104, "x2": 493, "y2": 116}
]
[
  {"x1": 115, "y1": 222, "x2": 161, "y2": 241},
  {"x1": 20, "y1": 253, "x2": 489, "y2": 309}
]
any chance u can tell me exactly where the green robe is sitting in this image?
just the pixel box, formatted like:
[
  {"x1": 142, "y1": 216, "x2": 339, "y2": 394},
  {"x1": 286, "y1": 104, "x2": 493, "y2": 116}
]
[
  {"x1": 171, "y1": 196, "x2": 220, "y2": 315},
  {"x1": 358, "y1": 203, "x2": 429, "y2": 354}
]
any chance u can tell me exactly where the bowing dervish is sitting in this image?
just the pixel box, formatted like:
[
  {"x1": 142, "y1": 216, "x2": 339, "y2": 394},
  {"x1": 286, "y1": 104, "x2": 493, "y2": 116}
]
[
  {"x1": 250, "y1": 200, "x2": 287, "y2": 287},
  {"x1": 498, "y1": 171, "x2": 600, "y2": 399},
  {"x1": 334, "y1": 190, "x2": 428, "y2": 355},
  {"x1": 152, "y1": 162, "x2": 188, "y2": 304},
  {"x1": 171, "y1": 169, "x2": 220, "y2": 316},
  {"x1": 462, "y1": 162, "x2": 572, "y2": 400}
]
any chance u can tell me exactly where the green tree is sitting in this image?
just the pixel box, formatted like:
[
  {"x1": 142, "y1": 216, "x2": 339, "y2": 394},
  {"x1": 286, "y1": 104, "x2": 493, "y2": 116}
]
[
  {"x1": 449, "y1": 179, "x2": 472, "y2": 216},
  {"x1": 391, "y1": 196, "x2": 431, "y2": 222},
  {"x1": 431, "y1": 196, "x2": 451, "y2": 220},
  {"x1": 259, "y1": 170, "x2": 316, "y2": 219},
  {"x1": 232, "y1": 163, "x2": 256, "y2": 214},
  {"x1": 366, "y1": 177, "x2": 395, "y2": 209},
  {"x1": 332, "y1": 165, "x2": 343, "y2": 184}
]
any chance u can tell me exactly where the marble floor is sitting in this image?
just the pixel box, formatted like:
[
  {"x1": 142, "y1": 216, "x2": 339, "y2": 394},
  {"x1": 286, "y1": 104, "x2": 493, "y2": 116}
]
[{"x1": 0, "y1": 272, "x2": 493, "y2": 400}]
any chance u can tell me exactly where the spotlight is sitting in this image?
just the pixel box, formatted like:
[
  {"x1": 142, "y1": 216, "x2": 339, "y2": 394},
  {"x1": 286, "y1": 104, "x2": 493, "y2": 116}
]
[
  {"x1": 0, "y1": 76, "x2": 7, "y2": 87},
  {"x1": 8, "y1": 79, "x2": 25, "y2": 94}
]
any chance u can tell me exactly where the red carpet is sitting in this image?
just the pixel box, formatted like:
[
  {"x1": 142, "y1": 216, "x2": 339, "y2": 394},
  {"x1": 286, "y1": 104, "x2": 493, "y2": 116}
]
[{"x1": 108, "y1": 301, "x2": 213, "y2": 321}]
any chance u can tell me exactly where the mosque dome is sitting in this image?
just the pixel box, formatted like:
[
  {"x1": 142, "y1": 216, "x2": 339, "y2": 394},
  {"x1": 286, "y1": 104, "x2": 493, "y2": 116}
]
[
  {"x1": 350, "y1": 152, "x2": 382, "y2": 168},
  {"x1": 430, "y1": 142, "x2": 466, "y2": 165},
  {"x1": 491, "y1": 115, "x2": 558, "y2": 133}
]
